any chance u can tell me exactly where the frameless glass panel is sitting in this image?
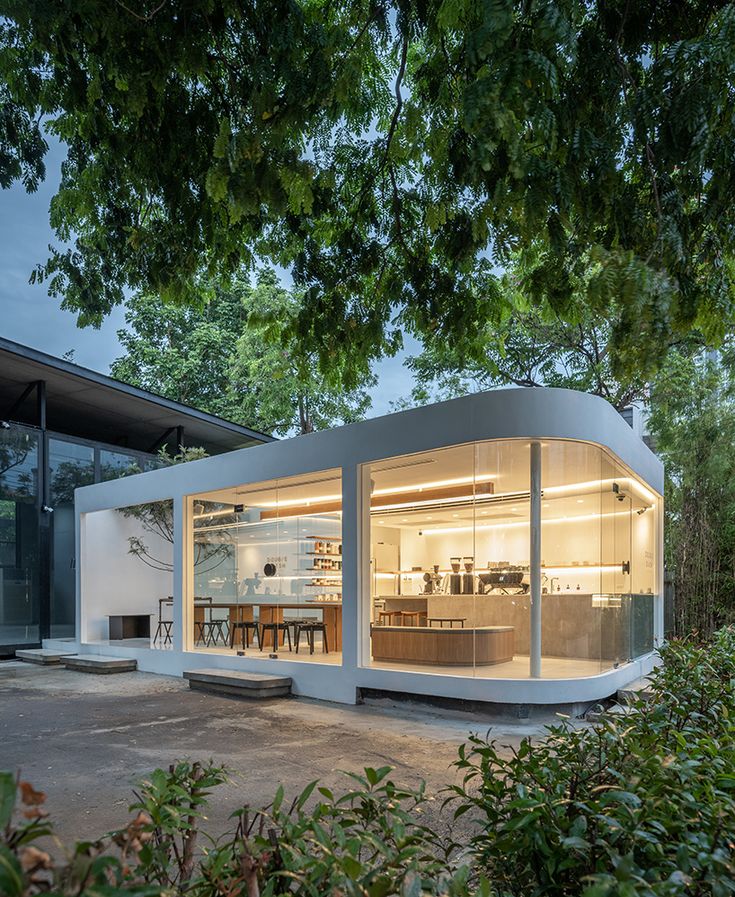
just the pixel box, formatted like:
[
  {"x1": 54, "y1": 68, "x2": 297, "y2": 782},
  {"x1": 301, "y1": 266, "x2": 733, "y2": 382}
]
[
  {"x1": 0, "y1": 426, "x2": 40, "y2": 649},
  {"x1": 49, "y1": 438, "x2": 95, "y2": 638},
  {"x1": 368, "y1": 442, "x2": 529, "y2": 677},
  {"x1": 100, "y1": 450, "x2": 143, "y2": 481},
  {"x1": 542, "y1": 441, "x2": 608, "y2": 674},
  {"x1": 369, "y1": 445, "x2": 475, "y2": 673},
  {"x1": 472, "y1": 440, "x2": 530, "y2": 677},
  {"x1": 189, "y1": 469, "x2": 342, "y2": 662}
]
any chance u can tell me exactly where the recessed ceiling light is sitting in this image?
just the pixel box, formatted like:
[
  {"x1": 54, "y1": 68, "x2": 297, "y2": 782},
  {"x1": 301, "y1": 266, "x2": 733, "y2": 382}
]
[
  {"x1": 426, "y1": 516, "x2": 433, "y2": 520},
  {"x1": 378, "y1": 520, "x2": 385, "y2": 524},
  {"x1": 401, "y1": 518, "x2": 408, "y2": 522},
  {"x1": 452, "y1": 513, "x2": 459, "y2": 518},
  {"x1": 480, "y1": 511, "x2": 488, "y2": 515},
  {"x1": 577, "y1": 499, "x2": 584, "y2": 504},
  {"x1": 511, "y1": 507, "x2": 517, "y2": 512}
]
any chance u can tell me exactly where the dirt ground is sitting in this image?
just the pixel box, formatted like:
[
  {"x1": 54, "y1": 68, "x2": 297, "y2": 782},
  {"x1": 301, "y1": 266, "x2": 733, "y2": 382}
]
[{"x1": 0, "y1": 662, "x2": 557, "y2": 848}]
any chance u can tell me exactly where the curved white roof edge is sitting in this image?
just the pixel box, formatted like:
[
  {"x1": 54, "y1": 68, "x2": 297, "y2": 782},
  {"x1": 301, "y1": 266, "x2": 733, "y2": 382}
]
[{"x1": 75, "y1": 387, "x2": 663, "y2": 512}]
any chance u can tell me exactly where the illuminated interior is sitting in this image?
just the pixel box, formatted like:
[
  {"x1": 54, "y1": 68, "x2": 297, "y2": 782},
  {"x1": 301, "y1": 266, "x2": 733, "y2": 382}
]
[
  {"x1": 368, "y1": 439, "x2": 657, "y2": 678},
  {"x1": 180, "y1": 439, "x2": 657, "y2": 679},
  {"x1": 186, "y1": 469, "x2": 342, "y2": 664}
]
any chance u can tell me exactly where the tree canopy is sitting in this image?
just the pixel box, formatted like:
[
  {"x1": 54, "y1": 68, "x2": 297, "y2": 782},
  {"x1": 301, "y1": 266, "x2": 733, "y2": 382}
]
[
  {"x1": 2, "y1": 1, "x2": 735, "y2": 384},
  {"x1": 112, "y1": 270, "x2": 375, "y2": 436}
]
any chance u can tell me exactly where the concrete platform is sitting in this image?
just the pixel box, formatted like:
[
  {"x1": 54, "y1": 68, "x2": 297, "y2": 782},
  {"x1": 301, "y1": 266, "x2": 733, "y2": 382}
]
[
  {"x1": 184, "y1": 668, "x2": 292, "y2": 699},
  {"x1": 17, "y1": 648, "x2": 78, "y2": 665},
  {"x1": 63, "y1": 655, "x2": 138, "y2": 674}
]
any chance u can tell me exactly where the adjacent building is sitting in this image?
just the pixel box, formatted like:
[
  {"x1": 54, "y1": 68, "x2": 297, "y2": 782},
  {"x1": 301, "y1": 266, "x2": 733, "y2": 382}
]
[{"x1": 0, "y1": 337, "x2": 272, "y2": 655}]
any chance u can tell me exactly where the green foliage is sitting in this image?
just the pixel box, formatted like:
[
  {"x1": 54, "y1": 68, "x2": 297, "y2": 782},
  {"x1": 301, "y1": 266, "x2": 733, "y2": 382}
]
[
  {"x1": 112, "y1": 270, "x2": 376, "y2": 437},
  {"x1": 3, "y1": 3, "x2": 735, "y2": 384},
  {"x1": 111, "y1": 284, "x2": 248, "y2": 422},
  {"x1": 448, "y1": 628, "x2": 735, "y2": 897},
  {"x1": 4, "y1": 631, "x2": 735, "y2": 894},
  {"x1": 646, "y1": 352, "x2": 735, "y2": 636},
  {"x1": 121, "y1": 761, "x2": 228, "y2": 891},
  {"x1": 399, "y1": 296, "x2": 668, "y2": 412}
]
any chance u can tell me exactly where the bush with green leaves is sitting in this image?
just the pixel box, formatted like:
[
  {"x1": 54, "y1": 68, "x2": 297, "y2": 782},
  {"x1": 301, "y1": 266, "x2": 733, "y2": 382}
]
[
  {"x1": 0, "y1": 761, "x2": 479, "y2": 897},
  {"x1": 3, "y1": 629, "x2": 735, "y2": 896},
  {"x1": 449, "y1": 628, "x2": 735, "y2": 896}
]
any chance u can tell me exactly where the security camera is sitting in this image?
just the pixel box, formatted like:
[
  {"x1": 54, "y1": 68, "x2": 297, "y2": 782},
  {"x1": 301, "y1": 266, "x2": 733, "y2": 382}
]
[
  {"x1": 42, "y1": 505, "x2": 54, "y2": 513},
  {"x1": 0, "y1": 421, "x2": 9, "y2": 429}
]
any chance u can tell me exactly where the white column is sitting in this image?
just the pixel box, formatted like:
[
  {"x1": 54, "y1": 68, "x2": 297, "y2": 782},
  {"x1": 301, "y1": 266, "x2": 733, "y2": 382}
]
[
  {"x1": 340, "y1": 464, "x2": 370, "y2": 675},
  {"x1": 173, "y1": 495, "x2": 192, "y2": 653},
  {"x1": 530, "y1": 441, "x2": 542, "y2": 678}
]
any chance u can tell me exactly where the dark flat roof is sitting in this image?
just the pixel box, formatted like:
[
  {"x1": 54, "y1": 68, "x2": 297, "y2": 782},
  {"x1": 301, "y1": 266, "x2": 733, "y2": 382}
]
[{"x1": 0, "y1": 337, "x2": 274, "y2": 454}]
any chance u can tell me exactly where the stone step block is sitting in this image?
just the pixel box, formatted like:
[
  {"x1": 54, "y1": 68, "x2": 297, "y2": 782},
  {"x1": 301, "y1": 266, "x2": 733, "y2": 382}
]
[
  {"x1": 63, "y1": 655, "x2": 138, "y2": 674},
  {"x1": 184, "y1": 668, "x2": 292, "y2": 699},
  {"x1": 16, "y1": 648, "x2": 78, "y2": 665}
]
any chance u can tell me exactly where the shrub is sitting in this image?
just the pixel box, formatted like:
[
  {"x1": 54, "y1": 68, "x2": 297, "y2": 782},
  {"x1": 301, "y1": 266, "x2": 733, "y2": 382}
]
[
  {"x1": 448, "y1": 628, "x2": 735, "y2": 897},
  {"x1": 0, "y1": 761, "x2": 479, "y2": 897},
  {"x1": 3, "y1": 630, "x2": 735, "y2": 896}
]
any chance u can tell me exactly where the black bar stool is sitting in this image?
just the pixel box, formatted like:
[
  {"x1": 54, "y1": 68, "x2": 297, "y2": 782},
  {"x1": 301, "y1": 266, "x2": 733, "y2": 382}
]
[
  {"x1": 230, "y1": 621, "x2": 260, "y2": 650},
  {"x1": 294, "y1": 621, "x2": 329, "y2": 655},
  {"x1": 259, "y1": 621, "x2": 292, "y2": 651}
]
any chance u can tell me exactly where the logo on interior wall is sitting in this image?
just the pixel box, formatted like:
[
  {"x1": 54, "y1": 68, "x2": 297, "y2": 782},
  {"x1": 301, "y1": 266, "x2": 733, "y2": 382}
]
[{"x1": 264, "y1": 555, "x2": 287, "y2": 576}]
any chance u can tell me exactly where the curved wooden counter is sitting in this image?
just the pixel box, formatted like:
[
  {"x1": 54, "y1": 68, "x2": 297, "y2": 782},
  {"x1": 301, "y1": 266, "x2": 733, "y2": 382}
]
[{"x1": 371, "y1": 625, "x2": 514, "y2": 666}]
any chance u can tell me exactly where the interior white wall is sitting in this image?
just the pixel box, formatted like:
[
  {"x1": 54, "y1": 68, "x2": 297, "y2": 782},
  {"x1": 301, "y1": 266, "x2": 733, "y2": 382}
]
[{"x1": 81, "y1": 508, "x2": 172, "y2": 641}]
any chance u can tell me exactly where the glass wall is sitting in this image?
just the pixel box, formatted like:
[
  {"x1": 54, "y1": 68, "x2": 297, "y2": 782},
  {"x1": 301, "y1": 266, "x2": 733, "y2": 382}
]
[
  {"x1": 0, "y1": 425, "x2": 40, "y2": 647},
  {"x1": 367, "y1": 439, "x2": 658, "y2": 679},
  {"x1": 100, "y1": 449, "x2": 148, "y2": 481},
  {"x1": 187, "y1": 469, "x2": 342, "y2": 662},
  {"x1": 49, "y1": 438, "x2": 95, "y2": 637}
]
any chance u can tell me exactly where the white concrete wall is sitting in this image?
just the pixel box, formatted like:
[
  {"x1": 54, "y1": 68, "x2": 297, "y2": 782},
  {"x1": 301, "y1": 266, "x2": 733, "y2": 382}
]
[{"x1": 81, "y1": 508, "x2": 172, "y2": 641}]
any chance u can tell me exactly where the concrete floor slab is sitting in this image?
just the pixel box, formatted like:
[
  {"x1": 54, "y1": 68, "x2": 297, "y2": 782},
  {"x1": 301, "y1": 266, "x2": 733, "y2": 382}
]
[{"x1": 0, "y1": 665, "x2": 570, "y2": 848}]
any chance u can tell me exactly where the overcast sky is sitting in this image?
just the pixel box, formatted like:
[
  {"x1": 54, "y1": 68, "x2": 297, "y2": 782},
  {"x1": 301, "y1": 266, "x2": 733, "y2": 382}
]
[{"x1": 0, "y1": 139, "x2": 415, "y2": 416}]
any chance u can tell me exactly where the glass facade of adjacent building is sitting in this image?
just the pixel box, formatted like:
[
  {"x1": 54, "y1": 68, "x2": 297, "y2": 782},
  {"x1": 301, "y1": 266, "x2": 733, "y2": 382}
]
[{"x1": 0, "y1": 421, "x2": 159, "y2": 652}]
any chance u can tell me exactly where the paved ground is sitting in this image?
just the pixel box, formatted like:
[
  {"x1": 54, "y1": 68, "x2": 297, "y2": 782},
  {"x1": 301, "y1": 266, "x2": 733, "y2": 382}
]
[{"x1": 0, "y1": 662, "x2": 558, "y2": 848}]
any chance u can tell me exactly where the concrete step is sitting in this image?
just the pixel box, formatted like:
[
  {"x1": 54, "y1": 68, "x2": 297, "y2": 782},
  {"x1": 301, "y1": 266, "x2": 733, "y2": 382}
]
[
  {"x1": 63, "y1": 655, "x2": 138, "y2": 674},
  {"x1": 184, "y1": 668, "x2": 292, "y2": 699},
  {"x1": 0, "y1": 661, "x2": 62, "y2": 681},
  {"x1": 16, "y1": 648, "x2": 78, "y2": 665},
  {"x1": 617, "y1": 677, "x2": 654, "y2": 705}
]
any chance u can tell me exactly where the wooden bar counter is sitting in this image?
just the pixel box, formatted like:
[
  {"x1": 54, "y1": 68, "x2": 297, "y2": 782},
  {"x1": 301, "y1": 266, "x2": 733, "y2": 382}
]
[{"x1": 371, "y1": 624, "x2": 514, "y2": 666}]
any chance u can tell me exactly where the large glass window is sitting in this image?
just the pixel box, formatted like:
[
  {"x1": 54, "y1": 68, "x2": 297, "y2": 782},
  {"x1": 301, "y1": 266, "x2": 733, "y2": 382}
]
[
  {"x1": 0, "y1": 425, "x2": 40, "y2": 649},
  {"x1": 368, "y1": 441, "x2": 530, "y2": 678},
  {"x1": 367, "y1": 439, "x2": 658, "y2": 679},
  {"x1": 100, "y1": 449, "x2": 145, "y2": 482},
  {"x1": 48, "y1": 438, "x2": 95, "y2": 638},
  {"x1": 188, "y1": 469, "x2": 342, "y2": 663}
]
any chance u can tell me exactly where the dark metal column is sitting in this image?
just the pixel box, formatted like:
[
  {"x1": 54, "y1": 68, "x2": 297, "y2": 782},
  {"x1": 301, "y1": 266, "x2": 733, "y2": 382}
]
[{"x1": 36, "y1": 380, "x2": 51, "y2": 642}]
